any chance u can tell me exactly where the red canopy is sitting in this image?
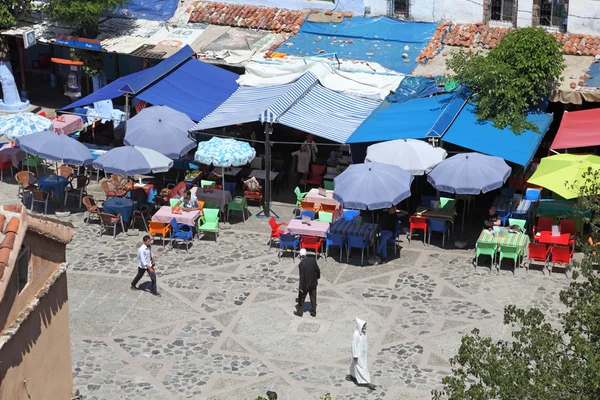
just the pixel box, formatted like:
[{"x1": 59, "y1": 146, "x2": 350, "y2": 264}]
[{"x1": 551, "y1": 108, "x2": 600, "y2": 150}]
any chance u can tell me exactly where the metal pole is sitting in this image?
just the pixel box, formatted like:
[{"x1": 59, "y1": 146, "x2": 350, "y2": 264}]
[
  {"x1": 17, "y1": 38, "x2": 27, "y2": 99},
  {"x1": 264, "y1": 123, "x2": 272, "y2": 217},
  {"x1": 124, "y1": 93, "x2": 130, "y2": 120}
]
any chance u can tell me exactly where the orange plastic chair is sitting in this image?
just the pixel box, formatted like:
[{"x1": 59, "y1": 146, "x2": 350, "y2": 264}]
[
  {"x1": 320, "y1": 203, "x2": 336, "y2": 213},
  {"x1": 148, "y1": 221, "x2": 172, "y2": 247},
  {"x1": 299, "y1": 200, "x2": 315, "y2": 211}
]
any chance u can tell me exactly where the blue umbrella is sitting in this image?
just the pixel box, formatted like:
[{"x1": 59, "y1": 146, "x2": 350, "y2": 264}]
[
  {"x1": 16, "y1": 131, "x2": 93, "y2": 166},
  {"x1": 333, "y1": 162, "x2": 413, "y2": 210},
  {"x1": 427, "y1": 152, "x2": 511, "y2": 195},
  {"x1": 0, "y1": 112, "x2": 53, "y2": 140},
  {"x1": 124, "y1": 105, "x2": 196, "y2": 159},
  {"x1": 94, "y1": 146, "x2": 173, "y2": 176}
]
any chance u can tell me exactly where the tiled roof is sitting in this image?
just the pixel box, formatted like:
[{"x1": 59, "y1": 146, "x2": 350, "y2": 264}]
[
  {"x1": 0, "y1": 206, "x2": 22, "y2": 281},
  {"x1": 416, "y1": 23, "x2": 451, "y2": 63},
  {"x1": 189, "y1": 2, "x2": 310, "y2": 34},
  {"x1": 438, "y1": 23, "x2": 600, "y2": 56}
]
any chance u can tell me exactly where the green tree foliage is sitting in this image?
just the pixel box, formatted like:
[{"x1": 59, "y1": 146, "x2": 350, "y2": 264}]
[
  {"x1": 42, "y1": 0, "x2": 128, "y2": 38},
  {"x1": 432, "y1": 168, "x2": 600, "y2": 399},
  {"x1": 446, "y1": 27, "x2": 565, "y2": 134},
  {"x1": 0, "y1": 0, "x2": 31, "y2": 54}
]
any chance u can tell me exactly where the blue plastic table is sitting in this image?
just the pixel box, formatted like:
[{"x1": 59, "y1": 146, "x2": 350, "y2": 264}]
[
  {"x1": 103, "y1": 198, "x2": 137, "y2": 221},
  {"x1": 38, "y1": 176, "x2": 67, "y2": 197}
]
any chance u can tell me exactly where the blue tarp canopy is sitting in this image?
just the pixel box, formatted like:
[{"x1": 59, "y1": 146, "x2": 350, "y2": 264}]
[
  {"x1": 441, "y1": 103, "x2": 553, "y2": 166},
  {"x1": 276, "y1": 17, "x2": 438, "y2": 74},
  {"x1": 110, "y1": 0, "x2": 179, "y2": 21},
  {"x1": 62, "y1": 46, "x2": 239, "y2": 122}
]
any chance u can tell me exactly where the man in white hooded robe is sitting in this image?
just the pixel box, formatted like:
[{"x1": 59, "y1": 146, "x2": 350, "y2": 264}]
[{"x1": 346, "y1": 317, "x2": 376, "y2": 391}]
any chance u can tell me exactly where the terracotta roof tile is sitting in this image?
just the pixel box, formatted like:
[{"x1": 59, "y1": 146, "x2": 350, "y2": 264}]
[
  {"x1": 416, "y1": 22, "x2": 451, "y2": 63},
  {"x1": 3, "y1": 205, "x2": 22, "y2": 213},
  {"x1": 0, "y1": 232, "x2": 16, "y2": 251},
  {"x1": 190, "y1": 2, "x2": 309, "y2": 34},
  {"x1": 0, "y1": 214, "x2": 5, "y2": 233},
  {"x1": 432, "y1": 23, "x2": 600, "y2": 56},
  {"x1": 0, "y1": 247, "x2": 11, "y2": 268},
  {"x1": 5, "y1": 217, "x2": 19, "y2": 234}
]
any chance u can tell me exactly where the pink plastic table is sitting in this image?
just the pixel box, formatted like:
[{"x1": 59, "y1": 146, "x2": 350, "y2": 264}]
[
  {"x1": 0, "y1": 144, "x2": 25, "y2": 168},
  {"x1": 305, "y1": 188, "x2": 339, "y2": 207},
  {"x1": 53, "y1": 115, "x2": 84, "y2": 135},
  {"x1": 151, "y1": 206, "x2": 200, "y2": 227},
  {"x1": 285, "y1": 219, "x2": 330, "y2": 238}
]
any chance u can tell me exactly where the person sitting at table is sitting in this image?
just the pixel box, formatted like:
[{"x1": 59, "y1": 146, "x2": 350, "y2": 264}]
[
  {"x1": 174, "y1": 190, "x2": 202, "y2": 211},
  {"x1": 375, "y1": 206, "x2": 401, "y2": 264},
  {"x1": 484, "y1": 206, "x2": 501, "y2": 228}
]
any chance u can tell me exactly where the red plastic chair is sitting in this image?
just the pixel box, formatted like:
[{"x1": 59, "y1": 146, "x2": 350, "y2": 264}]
[
  {"x1": 533, "y1": 217, "x2": 553, "y2": 235},
  {"x1": 304, "y1": 164, "x2": 326, "y2": 188},
  {"x1": 268, "y1": 217, "x2": 287, "y2": 250},
  {"x1": 549, "y1": 245, "x2": 574, "y2": 274},
  {"x1": 0, "y1": 159, "x2": 13, "y2": 182},
  {"x1": 559, "y1": 219, "x2": 576, "y2": 246},
  {"x1": 408, "y1": 216, "x2": 428, "y2": 244},
  {"x1": 301, "y1": 236, "x2": 324, "y2": 259},
  {"x1": 526, "y1": 242, "x2": 551, "y2": 272}
]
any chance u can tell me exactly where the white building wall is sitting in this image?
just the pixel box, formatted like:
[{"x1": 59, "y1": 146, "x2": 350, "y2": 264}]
[
  {"x1": 568, "y1": 1, "x2": 600, "y2": 35},
  {"x1": 365, "y1": 0, "x2": 388, "y2": 16},
  {"x1": 411, "y1": 0, "x2": 483, "y2": 23},
  {"x1": 516, "y1": 0, "x2": 534, "y2": 27}
]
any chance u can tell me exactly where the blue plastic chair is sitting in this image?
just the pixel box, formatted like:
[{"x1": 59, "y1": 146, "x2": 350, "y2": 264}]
[
  {"x1": 278, "y1": 233, "x2": 300, "y2": 260},
  {"x1": 343, "y1": 209, "x2": 359, "y2": 222},
  {"x1": 428, "y1": 219, "x2": 450, "y2": 247},
  {"x1": 386, "y1": 220, "x2": 402, "y2": 256},
  {"x1": 524, "y1": 188, "x2": 541, "y2": 201},
  {"x1": 497, "y1": 211, "x2": 511, "y2": 226},
  {"x1": 326, "y1": 232, "x2": 345, "y2": 261},
  {"x1": 169, "y1": 218, "x2": 193, "y2": 252},
  {"x1": 224, "y1": 182, "x2": 236, "y2": 199},
  {"x1": 420, "y1": 195, "x2": 437, "y2": 208},
  {"x1": 346, "y1": 234, "x2": 369, "y2": 265},
  {"x1": 300, "y1": 210, "x2": 316, "y2": 220}
]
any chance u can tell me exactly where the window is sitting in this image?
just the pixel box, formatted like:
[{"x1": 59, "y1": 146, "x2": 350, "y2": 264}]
[
  {"x1": 490, "y1": 0, "x2": 515, "y2": 23},
  {"x1": 539, "y1": 0, "x2": 568, "y2": 31},
  {"x1": 17, "y1": 246, "x2": 31, "y2": 293},
  {"x1": 394, "y1": 0, "x2": 409, "y2": 17}
]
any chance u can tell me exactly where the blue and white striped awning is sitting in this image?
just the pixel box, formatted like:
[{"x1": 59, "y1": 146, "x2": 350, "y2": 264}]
[{"x1": 191, "y1": 72, "x2": 380, "y2": 143}]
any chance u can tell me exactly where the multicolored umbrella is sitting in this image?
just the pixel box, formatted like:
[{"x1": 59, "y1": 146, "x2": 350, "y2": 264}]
[
  {"x1": 0, "y1": 112, "x2": 53, "y2": 140},
  {"x1": 194, "y1": 137, "x2": 256, "y2": 167},
  {"x1": 528, "y1": 154, "x2": 600, "y2": 199}
]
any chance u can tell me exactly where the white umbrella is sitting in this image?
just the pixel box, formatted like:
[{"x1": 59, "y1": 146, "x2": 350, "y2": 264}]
[{"x1": 365, "y1": 139, "x2": 447, "y2": 175}]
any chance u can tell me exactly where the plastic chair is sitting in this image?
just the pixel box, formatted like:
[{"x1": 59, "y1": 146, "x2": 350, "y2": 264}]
[
  {"x1": 526, "y1": 242, "x2": 551, "y2": 272},
  {"x1": 278, "y1": 233, "x2": 300, "y2": 260},
  {"x1": 169, "y1": 218, "x2": 193, "y2": 252},
  {"x1": 475, "y1": 242, "x2": 497, "y2": 269},
  {"x1": 98, "y1": 212, "x2": 124, "y2": 239},
  {"x1": 299, "y1": 200, "x2": 315, "y2": 211},
  {"x1": 508, "y1": 218, "x2": 526, "y2": 230},
  {"x1": 323, "y1": 180, "x2": 334, "y2": 190},
  {"x1": 268, "y1": 217, "x2": 287, "y2": 249},
  {"x1": 384, "y1": 220, "x2": 402, "y2": 256},
  {"x1": 301, "y1": 236, "x2": 324, "y2": 259},
  {"x1": 30, "y1": 189, "x2": 50, "y2": 214},
  {"x1": 169, "y1": 198, "x2": 180, "y2": 207},
  {"x1": 148, "y1": 221, "x2": 171, "y2": 247},
  {"x1": 82, "y1": 196, "x2": 103, "y2": 225},
  {"x1": 300, "y1": 210, "x2": 316, "y2": 220},
  {"x1": 346, "y1": 234, "x2": 369, "y2": 265},
  {"x1": 439, "y1": 197, "x2": 456, "y2": 210},
  {"x1": 498, "y1": 211, "x2": 511, "y2": 226},
  {"x1": 549, "y1": 245, "x2": 574, "y2": 274},
  {"x1": 318, "y1": 211, "x2": 333, "y2": 223},
  {"x1": 533, "y1": 217, "x2": 553, "y2": 235},
  {"x1": 326, "y1": 232, "x2": 344, "y2": 261},
  {"x1": 559, "y1": 219, "x2": 576, "y2": 246},
  {"x1": 305, "y1": 164, "x2": 326, "y2": 188},
  {"x1": 294, "y1": 186, "x2": 308, "y2": 209},
  {"x1": 428, "y1": 219, "x2": 450, "y2": 247},
  {"x1": 343, "y1": 209, "x2": 359, "y2": 222},
  {"x1": 198, "y1": 208, "x2": 219, "y2": 242},
  {"x1": 408, "y1": 216, "x2": 428, "y2": 244},
  {"x1": 524, "y1": 188, "x2": 541, "y2": 201},
  {"x1": 15, "y1": 171, "x2": 37, "y2": 199},
  {"x1": 201, "y1": 180, "x2": 216, "y2": 188},
  {"x1": 22, "y1": 155, "x2": 46, "y2": 176},
  {"x1": 420, "y1": 195, "x2": 437, "y2": 208},
  {"x1": 224, "y1": 182, "x2": 236, "y2": 199},
  {"x1": 0, "y1": 159, "x2": 13, "y2": 182},
  {"x1": 228, "y1": 196, "x2": 249, "y2": 223},
  {"x1": 320, "y1": 203, "x2": 336, "y2": 213},
  {"x1": 498, "y1": 244, "x2": 521, "y2": 273}
]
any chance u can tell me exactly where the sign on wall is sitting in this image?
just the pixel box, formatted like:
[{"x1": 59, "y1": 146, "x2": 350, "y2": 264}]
[
  {"x1": 23, "y1": 30, "x2": 36, "y2": 48},
  {"x1": 55, "y1": 34, "x2": 102, "y2": 51}
]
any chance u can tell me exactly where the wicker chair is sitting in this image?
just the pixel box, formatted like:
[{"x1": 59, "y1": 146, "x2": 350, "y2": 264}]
[
  {"x1": 64, "y1": 175, "x2": 90, "y2": 208},
  {"x1": 98, "y1": 212, "x2": 125, "y2": 239},
  {"x1": 57, "y1": 165, "x2": 74, "y2": 178},
  {"x1": 100, "y1": 180, "x2": 125, "y2": 198},
  {"x1": 15, "y1": 171, "x2": 37, "y2": 199},
  {"x1": 30, "y1": 189, "x2": 50, "y2": 214},
  {"x1": 82, "y1": 196, "x2": 103, "y2": 224}
]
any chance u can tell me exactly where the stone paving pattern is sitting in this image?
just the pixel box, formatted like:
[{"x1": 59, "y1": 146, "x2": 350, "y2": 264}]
[{"x1": 0, "y1": 178, "x2": 572, "y2": 399}]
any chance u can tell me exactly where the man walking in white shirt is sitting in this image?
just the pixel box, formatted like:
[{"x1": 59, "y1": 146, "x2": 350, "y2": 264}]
[{"x1": 131, "y1": 235, "x2": 159, "y2": 296}]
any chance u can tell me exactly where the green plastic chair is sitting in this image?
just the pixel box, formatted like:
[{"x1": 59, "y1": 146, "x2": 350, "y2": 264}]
[
  {"x1": 201, "y1": 180, "x2": 216, "y2": 188},
  {"x1": 169, "y1": 198, "x2": 180, "y2": 207},
  {"x1": 499, "y1": 244, "x2": 521, "y2": 273},
  {"x1": 475, "y1": 242, "x2": 497, "y2": 269},
  {"x1": 318, "y1": 211, "x2": 333, "y2": 223},
  {"x1": 198, "y1": 208, "x2": 219, "y2": 242},
  {"x1": 323, "y1": 180, "x2": 334, "y2": 191},
  {"x1": 22, "y1": 155, "x2": 45, "y2": 176},
  {"x1": 509, "y1": 218, "x2": 527, "y2": 230},
  {"x1": 204, "y1": 201, "x2": 214, "y2": 209},
  {"x1": 439, "y1": 197, "x2": 456, "y2": 209},
  {"x1": 294, "y1": 186, "x2": 308, "y2": 208},
  {"x1": 227, "y1": 196, "x2": 248, "y2": 223}
]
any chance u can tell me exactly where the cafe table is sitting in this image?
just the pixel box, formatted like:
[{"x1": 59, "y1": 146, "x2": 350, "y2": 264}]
[
  {"x1": 415, "y1": 207, "x2": 457, "y2": 231},
  {"x1": 285, "y1": 219, "x2": 329, "y2": 238},
  {"x1": 533, "y1": 231, "x2": 570, "y2": 246},
  {"x1": 477, "y1": 229, "x2": 530, "y2": 255},
  {"x1": 0, "y1": 143, "x2": 25, "y2": 168},
  {"x1": 53, "y1": 114, "x2": 84, "y2": 135},
  {"x1": 152, "y1": 206, "x2": 201, "y2": 226},
  {"x1": 190, "y1": 187, "x2": 232, "y2": 213},
  {"x1": 305, "y1": 188, "x2": 339, "y2": 207},
  {"x1": 103, "y1": 197, "x2": 137, "y2": 222},
  {"x1": 38, "y1": 175, "x2": 67, "y2": 197}
]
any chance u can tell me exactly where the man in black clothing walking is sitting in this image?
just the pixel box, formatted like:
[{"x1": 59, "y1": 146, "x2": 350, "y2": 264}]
[{"x1": 294, "y1": 248, "x2": 321, "y2": 317}]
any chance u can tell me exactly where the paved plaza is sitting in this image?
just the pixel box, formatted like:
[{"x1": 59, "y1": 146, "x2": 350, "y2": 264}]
[{"x1": 1, "y1": 179, "x2": 572, "y2": 400}]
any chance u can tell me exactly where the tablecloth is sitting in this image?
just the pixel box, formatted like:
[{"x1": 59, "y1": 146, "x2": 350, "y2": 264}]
[
  {"x1": 533, "y1": 231, "x2": 570, "y2": 246},
  {"x1": 38, "y1": 176, "x2": 67, "y2": 196},
  {"x1": 53, "y1": 115, "x2": 84, "y2": 135},
  {"x1": 285, "y1": 219, "x2": 330, "y2": 238},
  {"x1": 190, "y1": 187, "x2": 233, "y2": 213},
  {"x1": 0, "y1": 144, "x2": 25, "y2": 168},
  {"x1": 415, "y1": 207, "x2": 456, "y2": 224},
  {"x1": 329, "y1": 219, "x2": 380, "y2": 241},
  {"x1": 305, "y1": 188, "x2": 339, "y2": 207},
  {"x1": 152, "y1": 206, "x2": 200, "y2": 226},
  {"x1": 103, "y1": 198, "x2": 137, "y2": 221},
  {"x1": 477, "y1": 230, "x2": 530, "y2": 254}
]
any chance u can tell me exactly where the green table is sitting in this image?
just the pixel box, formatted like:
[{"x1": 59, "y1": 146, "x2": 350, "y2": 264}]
[{"x1": 477, "y1": 229, "x2": 530, "y2": 255}]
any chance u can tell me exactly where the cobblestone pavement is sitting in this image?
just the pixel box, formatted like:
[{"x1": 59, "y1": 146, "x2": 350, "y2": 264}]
[{"x1": 0, "y1": 178, "x2": 573, "y2": 399}]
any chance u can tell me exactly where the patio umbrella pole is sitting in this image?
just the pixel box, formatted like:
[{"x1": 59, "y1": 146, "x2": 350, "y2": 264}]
[
  {"x1": 256, "y1": 123, "x2": 279, "y2": 219},
  {"x1": 221, "y1": 166, "x2": 226, "y2": 222}
]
